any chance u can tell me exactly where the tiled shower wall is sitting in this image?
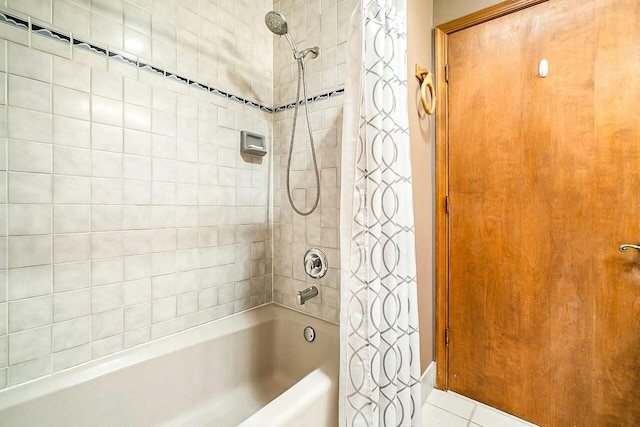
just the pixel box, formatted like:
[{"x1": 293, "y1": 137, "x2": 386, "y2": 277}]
[
  {"x1": 0, "y1": 0, "x2": 274, "y2": 388},
  {"x1": 271, "y1": 0, "x2": 354, "y2": 322},
  {"x1": 0, "y1": 0, "x2": 355, "y2": 390}
]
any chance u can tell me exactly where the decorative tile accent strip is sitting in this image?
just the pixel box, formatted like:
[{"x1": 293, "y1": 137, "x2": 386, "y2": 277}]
[
  {"x1": 210, "y1": 87, "x2": 227, "y2": 98},
  {"x1": 167, "y1": 72, "x2": 188, "y2": 84},
  {"x1": 0, "y1": 9, "x2": 344, "y2": 114},
  {"x1": 31, "y1": 24, "x2": 70, "y2": 44},
  {"x1": 73, "y1": 38, "x2": 107, "y2": 56},
  {"x1": 188, "y1": 80, "x2": 208, "y2": 91},
  {"x1": 108, "y1": 50, "x2": 137, "y2": 66},
  {"x1": 0, "y1": 10, "x2": 27, "y2": 30},
  {"x1": 139, "y1": 61, "x2": 164, "y2": 76},
  {"x1": 274, "y1": 88, "x2": 346, "y2": 113}
]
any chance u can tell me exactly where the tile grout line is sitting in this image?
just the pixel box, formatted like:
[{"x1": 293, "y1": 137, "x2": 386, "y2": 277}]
[
  {"x1": 3, "y1": 38, "x2": 7, "y2": 384},
  {"x1": 48, "y1": 34, "x2": 53, "y2": 376},
  {"x1": 87, "y1": 40, "x2": 94, "y2": 363},
  {"x1": 114, "y1": 39, "x2": 125, "y2": 355}
]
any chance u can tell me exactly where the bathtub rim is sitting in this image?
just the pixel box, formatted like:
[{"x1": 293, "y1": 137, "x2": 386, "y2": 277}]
[{"x1": 0, "y1": 302, "x2": 338, "y2": 412}]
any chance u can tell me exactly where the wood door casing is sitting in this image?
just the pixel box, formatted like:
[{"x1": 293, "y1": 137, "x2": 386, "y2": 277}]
[{"x1": 443, "y1": 0, "x2": 640, "y2": 425}]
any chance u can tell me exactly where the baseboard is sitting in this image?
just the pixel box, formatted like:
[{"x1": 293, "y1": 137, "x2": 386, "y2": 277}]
[{"x1": 420, "y1": 361, "x2": 436, "y2": 403}]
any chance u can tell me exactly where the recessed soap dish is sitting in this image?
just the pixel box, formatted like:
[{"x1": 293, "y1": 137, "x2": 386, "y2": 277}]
[{"x1": 240, "y1": 130, "x2": 267, "y2": 157}]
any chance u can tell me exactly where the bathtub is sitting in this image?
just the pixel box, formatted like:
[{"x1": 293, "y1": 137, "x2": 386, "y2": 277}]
[{"x1": 0, "y1": 304, "x2": 339, "y2": 427}]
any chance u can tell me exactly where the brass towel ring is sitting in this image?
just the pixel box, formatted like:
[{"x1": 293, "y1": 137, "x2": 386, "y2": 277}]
[{"x1": 415, "y1": 64, "x2": 436, "y2": 115}]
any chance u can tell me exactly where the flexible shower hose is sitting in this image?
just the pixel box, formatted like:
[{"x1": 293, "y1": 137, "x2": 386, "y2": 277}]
[{"x1": 286, "y1": 58, "x2": 320, "y2": 216}]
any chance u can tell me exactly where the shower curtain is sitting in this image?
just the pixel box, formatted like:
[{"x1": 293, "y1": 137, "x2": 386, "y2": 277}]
[{"x1": 339, "y1": 0, "x2": 421, "y2": 426}]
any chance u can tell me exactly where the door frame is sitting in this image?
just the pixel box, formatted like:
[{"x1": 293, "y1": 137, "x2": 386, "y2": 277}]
[{"x1": 434, "y1": 0, "x2": 549, "y2": 390}]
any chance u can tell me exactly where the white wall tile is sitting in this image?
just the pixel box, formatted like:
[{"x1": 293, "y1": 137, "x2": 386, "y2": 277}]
[
  {"x1": 53, "y1": 343, "x2": 90, "y2": 371},
  {"x1": 8, "y1": 205, "x2": 52, "y2": 236},
  {"x1": 121, "y1": 206, "x2": 149, "y2": 231},
  {"x1": 152, "y1": 110, "x2": 176, "y2": 136},
  {"x1": 91, "y1": 308, "x2": 122, "y2": 340},
  {"x1": 92, "y1": 123, "x2": 123, "y2": 152},
  {"x1": 124, "y1": 302, "x2": 150, "y2": 331},
  {"x1": 53, "y1": 261, "x2": 91, "y2": 293},
  {"x1": 7, "y1": 355, "x2": 51, "y2": 386},
  {"x1": 124, "y1": 103, "x2": 151, "y2": 131},
  {"x1": 53, "y1": 146, "x2": 91, "y2": 176},
  {"x1": 91, "y1": 205, "x2": 122, "y2": 231},
  {"x1": 8, "y1": 75, "x2": 51, "y2": 113},
  {"x1": 177, "y1": 291, "x2": 198, "y2": 316},
  {"x1": 151, "y1": 134, "x2": 176, "y2": 159},
  {"x1": 123, "y1": 155, "x2": 151, "y2": 180},
  {"x1": 151, "y1": 87, "x2": 175, "y2": 113},
  {"x1": 8, "y1": 0, "x2": 52, "y2": 22},
  {"x1": 2, "y1": 0, "x2": 276, "y2": 387},
  {"x1": 9, "y1": 296, "x2": 52, "y2": 332},
  {"x1": 123, "y1": 229, "x2": 151, "y2": 255},
  {"x1": 9, "y1": 326, "x2": 51, "y2": 364},
  {"x1": 53, "y1": 0, "x2": 91, "y2": 40},
  {"x1": 123, "y1": 78, "x2": 151, "y2": 107},
  {"x1": 152, "y1": 159, "x2": 175, "y2": 183},
  {"x1": 8, "y1": 141, "x2": 52, "y2": 174},
  {"x1": 0, "y1": 72, "x2": 6, "y2": 106},
  {"x1": 92, "y1": 68, "x2": 123, "y2": 101},
  {"x1": 54, "y1": 175, "x2": 91, "y2": 204},
  {"x1": 0, "y1": 337, "x2": 7, "y2": 368},
  {"x1": 53, "y1": 289, "x2": 90, "y2": 322},
  {"x1": 123, "y1": 278, "x2": 151, "y2": 306},
  {"x1": 53, "y1": 233, "x2": 90, "y2": 263},
  {"x1": 91, "y1": 232, "x2": 123, "y2": 259},
  {"x1": 91, "y1": 283, "x2": 123, "y2": 313},
  {"x1": 7, "y1": 108, "x2": 52, "y2": 143},
  {"x1": 91, "y1": 178, "x2": 123, "y2": 204},
  {"x1": 9, "y1": 235, "x2": 52, "y2": 268},
  {"x1": 91, "y1": 13, "x2": 124, "y2": 49},
  {"x1": 151, "y1": 273, "x2": 175, "y2": 299},
  {"x1": 53, "y1": 86, "x2": 90, "y2": 120},
  {"x1": 124, "y1": 129, "x2": 151, "y2": 156},
  {"x1": 9, "y1": 266, "x2": 52, "y2": 300},
  {"x1": 91, "y1": 258, "x2": 123, "y2": 286},
  {"x1": 7, "y1": 43, "x2": 51, "y2": 83},
  {"x1": 123, "y1": 327, "x2": 149, "y2": 348},
  {"x1": 91, "y1": 334, "x2": 122, "y2": 358},
  {"x1": 198, "y1": 287, "x2": 217, "y2": 309},
  {"x1": 52, "y1": 317, "x2": 90, "y2": 352},
  {"x1": 152, "y1": 296, "x2": 176, "y2": 323},
  {"x1": 53, "y1": 116, "x2": 91, "y2": 149},
  {"x1": 124, "y1": 28, "x2": 151, "y2": 59},
  {"x1": 92, "y1": 95, "x2": 123, "y2": 126},
  {"x1": 124, "y1": 3, "x2": 151, "y2": 35},
  {"x1": 0, "y1": 306, "x2": 5, "y2": 338}
]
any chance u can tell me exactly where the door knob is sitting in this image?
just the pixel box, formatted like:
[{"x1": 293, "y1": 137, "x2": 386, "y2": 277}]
[{"x1": 619, "y1": 244, "x2": 640, "y2": 252}]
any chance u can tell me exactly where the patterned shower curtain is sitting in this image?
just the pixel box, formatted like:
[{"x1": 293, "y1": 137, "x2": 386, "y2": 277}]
[{"x1": 339, "y1": 0, "x2": 421, "y2": 426}]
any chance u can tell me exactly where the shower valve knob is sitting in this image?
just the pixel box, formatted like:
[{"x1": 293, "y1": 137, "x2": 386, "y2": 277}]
[{"x1": 304, "y1": 248, "x2": 328, "y2": 279}]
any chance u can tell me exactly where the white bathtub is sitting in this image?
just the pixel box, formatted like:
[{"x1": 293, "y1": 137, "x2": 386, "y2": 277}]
[{"x1": 0, "y1": 304, "x2": 339, "y2": 427}]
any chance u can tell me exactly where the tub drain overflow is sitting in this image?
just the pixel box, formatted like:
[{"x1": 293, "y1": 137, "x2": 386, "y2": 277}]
[{"x1": 303, "y1": 326, "x2": 316, "y2": 342}]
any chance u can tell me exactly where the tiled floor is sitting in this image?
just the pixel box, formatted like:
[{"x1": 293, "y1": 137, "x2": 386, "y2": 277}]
[{"x1": 422, "y1": 389, "x2": 539, "y2": 427}]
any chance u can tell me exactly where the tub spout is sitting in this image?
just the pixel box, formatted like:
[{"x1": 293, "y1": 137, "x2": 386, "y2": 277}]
[{"x1": 296, "y1": 286, "x2": 318, "y2": 305}]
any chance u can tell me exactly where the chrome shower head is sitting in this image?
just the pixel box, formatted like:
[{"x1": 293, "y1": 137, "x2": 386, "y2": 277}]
[
  {"x1": 266, "y1": 11, "x2": 320, "y2": 62},
  {"x1": 265, "y1": 11, "x2": 288, "y2": 36}
]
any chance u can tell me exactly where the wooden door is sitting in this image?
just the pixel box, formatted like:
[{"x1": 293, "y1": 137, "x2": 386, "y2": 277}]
[{"x1": 444, "y1": 0, "x2": 640, "y2": 425}]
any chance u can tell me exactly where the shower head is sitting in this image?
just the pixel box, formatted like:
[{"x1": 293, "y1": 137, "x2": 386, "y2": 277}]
[
  {"x1": 266, "y1": 11, "x2": 320, "y2": 61},
  {"x1": 265, "y1": 11, "x2": 288, "y2": 36}
]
